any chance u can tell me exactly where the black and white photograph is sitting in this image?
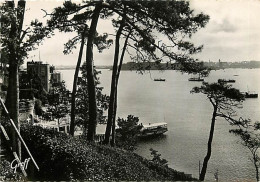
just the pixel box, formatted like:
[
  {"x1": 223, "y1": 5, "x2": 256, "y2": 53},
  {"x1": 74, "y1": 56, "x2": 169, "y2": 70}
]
[{"x1": 0, "y1": 0, "x2": 260, "y2": 181}]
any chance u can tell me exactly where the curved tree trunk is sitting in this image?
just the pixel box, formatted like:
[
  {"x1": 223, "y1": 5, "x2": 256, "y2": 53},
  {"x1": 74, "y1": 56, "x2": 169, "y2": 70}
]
[
  {"x1": 86, "y1": 4, "x2": 102, "y2": 141},
  {"x1": 69, "y1": 26, "x2": 87, "y2": 136},
  {"x1": 103, "y1": 16, "x2": 125, "y2": 145},
  {"x1": 199, "y1": 106, "x2": 217, "y2": 181}
]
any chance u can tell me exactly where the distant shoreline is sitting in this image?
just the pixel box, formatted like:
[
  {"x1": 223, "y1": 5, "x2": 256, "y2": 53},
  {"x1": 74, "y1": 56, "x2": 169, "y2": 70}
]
[
  {"x1": 56, "y1": 67, "x2": 260, "y2": 71},
  {"x1": 55, "y1": 65, "x2": 112, "y2": 70},
  {"x1": 55, "y1": 61, "x2": 260, "y2": 70}
]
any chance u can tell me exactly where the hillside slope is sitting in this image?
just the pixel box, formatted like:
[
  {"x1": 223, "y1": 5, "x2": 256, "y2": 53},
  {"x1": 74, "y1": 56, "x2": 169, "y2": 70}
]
[{"x1": 1, "y1": 123, "x2": 196, "y2": 181}]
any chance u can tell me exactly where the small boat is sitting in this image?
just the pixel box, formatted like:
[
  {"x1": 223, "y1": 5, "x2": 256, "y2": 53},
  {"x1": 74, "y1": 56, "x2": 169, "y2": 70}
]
[
  {"x1": 188, "y1": 73, "x2": 204, "y2": 82},
  {"x1": 139, "y1": 122, "x2": 168, "y2": 137},
  {"x1": 244, "y1": 91, "x2": 258, "y2": 98},
  {"x1": 218, "y1": 79, "x2": 235, "y2": 83},
  {"x1": 243, "y1": 86, "x2": 258, "y2": 98},
  {"x1": 188, "y1": 77, "x2": 204, "y2": 82},
  {"x1": 154, "y1": 78, "x2": 166, "y2": 81}
]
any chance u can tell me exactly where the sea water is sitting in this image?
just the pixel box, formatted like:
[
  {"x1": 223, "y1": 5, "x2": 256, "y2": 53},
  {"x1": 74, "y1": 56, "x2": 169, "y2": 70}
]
[{"x1": 61, "y1": 68, "x2": 260, "y2": 181}]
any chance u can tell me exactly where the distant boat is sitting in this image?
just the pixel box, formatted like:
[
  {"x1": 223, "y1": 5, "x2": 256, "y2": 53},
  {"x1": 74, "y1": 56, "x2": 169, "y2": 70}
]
[
  {"x1": 243, "y1": 86, "x2": 258, "y2": 98},
  {"x1": 154, "y1": 78, "x2": 166, "y2": 81},
  {"x1": 244, "y1": 91, "x2": 258, "y2": 98},
  {"x1": 139, "y1": 122, "x2": 168, "y2": 138},
  {"x1": 188, "y1": 77, "x2": 204, "y2": 82},
  {"x1": 233, "y1": 74, "x2": 239, "y2": 76},
  {"x1": 188, "y1": 73, "x2": 205, "y2": 82},
  {"x1": 218, "y1": 79, "x2": 236, "y2": 83}
]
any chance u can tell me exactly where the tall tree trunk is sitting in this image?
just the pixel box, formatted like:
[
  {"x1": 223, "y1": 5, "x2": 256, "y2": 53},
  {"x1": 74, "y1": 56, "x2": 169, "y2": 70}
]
[
  {"x1": 6, "y1": 61, "x2": 20, "y2": 159},
  {"x1": 17, "y1": 0, "x2": 26, "y2": 37},
  {"x1": 103, "y1": 17, "x2": 125, "y2": 145},
  {"x1": 110, "y1": 30, "x2": 131, "y2": 146},
  {"x1": 5, "y1": 0, "x2": 26, "y2": 160},
  {"x1": 69, "y1": 26, "x2": 87, "y2": 136},
  {"x1": 110, "y1": 90, "x2": 117, "y2": 146},
  {"x1": 199, "y1": 106, "x2": 217, "y2": 181},
  {"x1": 255, "y1": 164, "x2": 259, "y2": 182},
  {"x1": 253, "y1": 153, "x2": 259, "y2": 182},
  {"x1": 86, "y1": 4, "x2": 102, "y2": 141}
]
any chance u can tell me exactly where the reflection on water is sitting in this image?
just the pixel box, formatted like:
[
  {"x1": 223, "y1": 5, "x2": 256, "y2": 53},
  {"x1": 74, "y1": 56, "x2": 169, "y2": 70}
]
[{"x1": 61, "y1": 68, "x2": 260, "y2": 181}]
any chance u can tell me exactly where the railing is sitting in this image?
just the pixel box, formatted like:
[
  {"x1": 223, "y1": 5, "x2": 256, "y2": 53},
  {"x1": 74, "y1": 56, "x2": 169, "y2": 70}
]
[
  {"x1": 0, "y1": 97, "x2": 39, "y2": 177},
  {"x1": 94, "y1": 134, "x2": 105, "y2": 143}
]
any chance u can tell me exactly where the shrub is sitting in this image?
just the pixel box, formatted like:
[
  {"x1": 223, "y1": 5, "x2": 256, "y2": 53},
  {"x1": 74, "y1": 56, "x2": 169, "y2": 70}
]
[
  {"x1": 0, "y1": 160, "x2": 24, "y2": 181},
  {"x1": 116, "y1": 115, "x2": 142, "y2": 151},
  {"x1": 150, "y1": 148, "x2": 168, "y2": 167},
  {"x1": 34, "y1": 99, "x2": 43, "y2": 116},
  {"x1": 0, "y1": 122, "x2": 196, "y2": 181}
]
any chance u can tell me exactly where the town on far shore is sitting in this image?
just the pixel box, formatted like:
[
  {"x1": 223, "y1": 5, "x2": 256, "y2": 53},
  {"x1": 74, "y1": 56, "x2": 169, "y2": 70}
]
[{"x1": 38, "y1": 60, "x2": 260, "y2": 70}]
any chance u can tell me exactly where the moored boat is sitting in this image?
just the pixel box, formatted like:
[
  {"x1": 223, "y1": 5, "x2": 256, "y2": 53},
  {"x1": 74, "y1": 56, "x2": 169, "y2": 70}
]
[
  {"x1": 139, "y1": 122, "x2": 168, "y2": 137},
  {"x1": 218, "y1": 79, "x2": 235, "y2": 83},
  {"x1": 188, "y1": 77, "x2": 204, "y2": 82},
  {"x1": 154, "y1": 78, "x2": 166, "y2": 81},
  {"x1": 244, "y1": 91, "x2": 258, "y2": 98}
]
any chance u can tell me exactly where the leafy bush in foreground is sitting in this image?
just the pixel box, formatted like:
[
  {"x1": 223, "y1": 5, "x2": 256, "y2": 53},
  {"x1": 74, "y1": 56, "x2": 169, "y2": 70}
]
[
  {"x1": 0, "y1": 160, "x2": 23, "y2": 181},
  {"x1": 10, "y1": 123, "x2": 196, "y2": 181}
]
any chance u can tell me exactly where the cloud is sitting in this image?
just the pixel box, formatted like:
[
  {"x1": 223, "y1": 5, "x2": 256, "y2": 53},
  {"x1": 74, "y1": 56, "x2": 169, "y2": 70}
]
[
  {"x1": 22, "y1": 0, "x2": 260, "y2": 66},
  {"x1": 189, "y1": 0, "x2": 260, "y2": 62},
  {"x1": 210, "y1": 19, "x2": 237, "y2": 33}
]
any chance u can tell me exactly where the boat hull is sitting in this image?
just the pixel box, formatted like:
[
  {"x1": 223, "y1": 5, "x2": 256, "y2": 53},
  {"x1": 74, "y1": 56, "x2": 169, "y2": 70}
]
[
  {"x1": 245, "y1": 93, "x2": 258, "y2": 98},
  {"x1": 139, "y1": 122, "x2": 168, "y2": 138},
  {"x1": 188, "y1": 78, "x2": 204, "y2": 81},
  {"x1": 218, "y1": 79, "x2": 235, "y2": 83},
  {"x1": 154, "y1": 79, "x2": 166, "y2": 81},
  {"x1": 139, "y1": 128, "x2": 168, "y2": 138}
]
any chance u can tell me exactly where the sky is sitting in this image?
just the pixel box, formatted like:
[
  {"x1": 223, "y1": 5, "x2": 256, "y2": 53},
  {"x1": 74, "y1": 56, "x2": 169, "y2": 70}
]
[
  {"x1": 189, "y1": 0, "x2": 260, "y2": 63},
  {"x1": 13, "y1": 0, "x2": 260, "y2": 66}
]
